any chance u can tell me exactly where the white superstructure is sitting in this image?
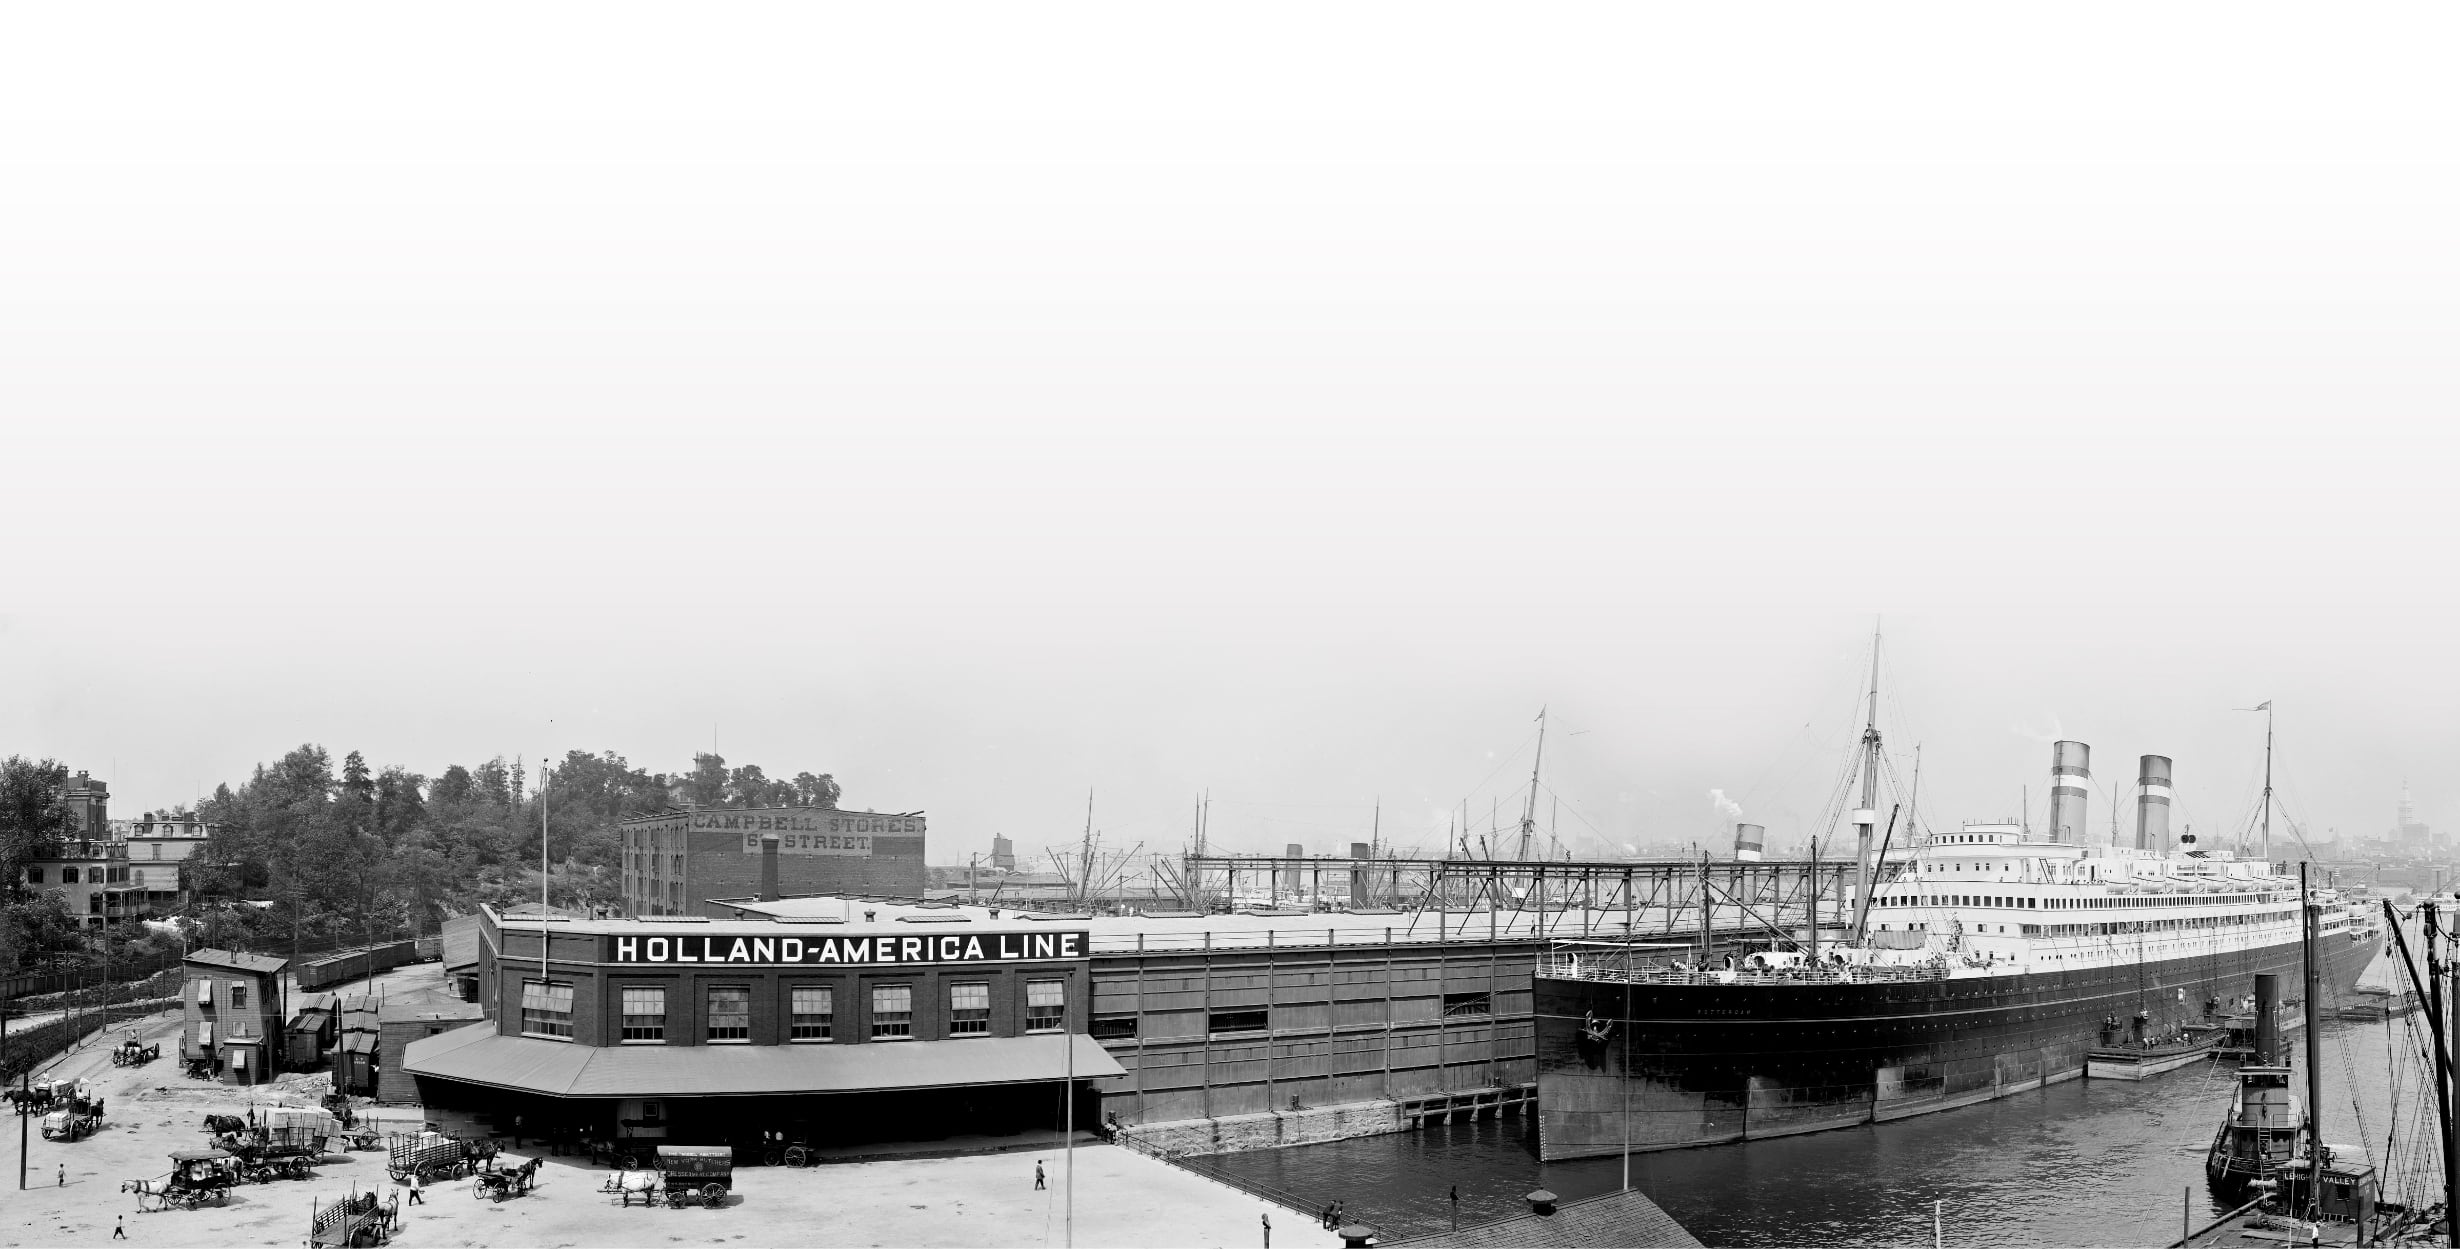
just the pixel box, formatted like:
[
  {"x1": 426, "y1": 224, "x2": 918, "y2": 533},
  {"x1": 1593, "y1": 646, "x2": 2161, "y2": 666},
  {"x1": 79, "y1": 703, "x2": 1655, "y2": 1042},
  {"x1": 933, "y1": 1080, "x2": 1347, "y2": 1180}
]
[{"x1": 1859, "y1": 822, "x2": 2369, "y2": 978}]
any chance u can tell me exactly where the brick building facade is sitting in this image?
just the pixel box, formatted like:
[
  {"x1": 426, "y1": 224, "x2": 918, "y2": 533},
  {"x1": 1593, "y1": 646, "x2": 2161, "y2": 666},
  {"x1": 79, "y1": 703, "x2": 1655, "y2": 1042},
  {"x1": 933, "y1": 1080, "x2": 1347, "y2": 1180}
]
[
  {"x1": 618, "y1": 806, "x2": 927, "y2": 917},
  {"x1": 404, "y1": 903, "x2": 1115, "y2": 1161}
]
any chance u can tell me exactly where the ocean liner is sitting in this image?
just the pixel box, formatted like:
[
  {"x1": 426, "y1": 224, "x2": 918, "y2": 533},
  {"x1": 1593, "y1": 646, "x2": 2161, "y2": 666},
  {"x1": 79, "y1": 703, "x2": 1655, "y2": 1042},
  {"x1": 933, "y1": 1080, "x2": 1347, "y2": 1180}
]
[{"x1": 1535, "y1": 669, "x2": 2384, "y2": 1159}]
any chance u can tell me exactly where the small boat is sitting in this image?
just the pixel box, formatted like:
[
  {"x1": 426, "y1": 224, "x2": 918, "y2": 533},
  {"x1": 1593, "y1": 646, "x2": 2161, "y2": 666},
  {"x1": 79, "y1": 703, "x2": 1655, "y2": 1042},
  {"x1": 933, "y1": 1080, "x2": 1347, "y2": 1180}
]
[
  {"x1": 2334, "y1": 983, "x2": 2418, "y2": 1021},
  {"x1": 2087, "y1": 1026, "x2": 2227, "y2": 1080}
]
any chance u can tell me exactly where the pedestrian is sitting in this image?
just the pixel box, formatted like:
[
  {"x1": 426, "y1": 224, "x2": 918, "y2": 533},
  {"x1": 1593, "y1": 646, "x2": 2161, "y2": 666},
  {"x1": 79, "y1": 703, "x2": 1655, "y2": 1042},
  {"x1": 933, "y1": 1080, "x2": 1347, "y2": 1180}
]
[
  {"x1": 1261, "y1": 1212, "x2": 1271, "y2": 1249},
  {"x1": 1034, "y1": 1160, "x2": 1046, "y2": 1190},
  {"x1": 407, "y1": 1173, "x2": 425, "y2": 1205},
  {"x1": 113, "y1": 1217, "x2": 126, "y2": 1241},
  {"x1": 57, "y1": 1163, "x2": 65, "y2": 1187}
]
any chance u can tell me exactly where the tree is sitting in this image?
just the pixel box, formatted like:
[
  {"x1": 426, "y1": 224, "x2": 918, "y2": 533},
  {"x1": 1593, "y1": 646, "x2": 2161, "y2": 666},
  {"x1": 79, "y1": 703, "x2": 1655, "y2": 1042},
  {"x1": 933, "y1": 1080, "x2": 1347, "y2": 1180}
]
[
  {"x1": 687, "y1": 753, "x2": 728, "y2": 808},
  {"x1": 793, "y1": 772, "x2": 843, "y2": 809},
  {"x1": 0, "y1": 756, "x2": 74, "y2": 895}
]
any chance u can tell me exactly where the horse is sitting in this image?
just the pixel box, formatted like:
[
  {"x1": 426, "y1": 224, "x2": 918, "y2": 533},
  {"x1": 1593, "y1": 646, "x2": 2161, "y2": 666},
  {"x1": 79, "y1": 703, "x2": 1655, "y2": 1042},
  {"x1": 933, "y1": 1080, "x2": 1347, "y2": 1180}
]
[
  {"x1": 602, "y1": 1168, "x2": 659, "y2": 1206},
  {"x1": 122, "y1": 1176, "x2": 174, "y2": 1212},
  {"x1": 203, "y1": 1114, "x2": 247, "y2": 1136}
]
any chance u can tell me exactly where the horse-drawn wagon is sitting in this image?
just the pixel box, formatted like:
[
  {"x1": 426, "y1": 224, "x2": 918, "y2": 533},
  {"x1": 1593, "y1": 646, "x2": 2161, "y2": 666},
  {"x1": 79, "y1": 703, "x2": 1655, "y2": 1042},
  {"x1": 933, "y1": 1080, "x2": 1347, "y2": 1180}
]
[
  {"x1": 125, "y1": 1150, "x2": 240, "y2": 1211},
  {"x1": 43, "y1": 1103, "x2": 99, "y2": 1141},
  {"x1": 473, "y1": 1156, "x2": 543, "y2": 1201},
  {"x1": 385, "y1": 1130, "x2": 495, "y2": 1184},
  {"x1": 43, "y1": 1107, "x2": 102, "y2": 1141},
  {"x1": 202, "y1": 1111, "x2": 330, "y2": 1181},
  {"x1": 600, "y1": 1145, "x2": 733, "y2": 1208},
  {"x1": 309, "y1": 1190, "x2": 400, "y2": 1247},
  {"x1": 657, "y1": 1145, "x2": 733, "y2": 1207},
  {"x1": 112, "y1": 1030, "x2": 162, "y2": 1067}
]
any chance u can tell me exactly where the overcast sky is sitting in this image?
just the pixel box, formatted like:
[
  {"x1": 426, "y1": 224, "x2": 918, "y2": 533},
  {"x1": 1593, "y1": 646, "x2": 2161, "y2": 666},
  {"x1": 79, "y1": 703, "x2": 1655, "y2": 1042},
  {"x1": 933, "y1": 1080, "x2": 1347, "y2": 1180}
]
[{"x1": 3, "y1": 5, "x2": 2456, "y2": 867}]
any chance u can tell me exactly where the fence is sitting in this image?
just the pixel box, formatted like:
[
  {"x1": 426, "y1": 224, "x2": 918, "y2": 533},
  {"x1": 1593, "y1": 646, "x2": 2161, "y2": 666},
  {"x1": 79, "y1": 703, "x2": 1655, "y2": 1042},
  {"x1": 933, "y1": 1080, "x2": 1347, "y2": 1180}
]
[{"x1": 1, "y1": 994, "x2": 181, "y2": 1085}]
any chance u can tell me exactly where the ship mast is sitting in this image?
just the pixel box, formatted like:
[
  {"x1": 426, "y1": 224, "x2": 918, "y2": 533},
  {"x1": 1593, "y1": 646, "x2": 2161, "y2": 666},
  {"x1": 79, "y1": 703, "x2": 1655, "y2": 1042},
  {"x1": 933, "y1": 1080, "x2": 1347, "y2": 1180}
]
[
  {"x1": 1517, "y1": 707, "x2": 1547, "y2": 861},
  {"x1": 1852, "y1": 632, "x2": 1883, "y2": 942},
  {"x1": 2260, "y1": 702, "x2": 2275, "y2": 864}
]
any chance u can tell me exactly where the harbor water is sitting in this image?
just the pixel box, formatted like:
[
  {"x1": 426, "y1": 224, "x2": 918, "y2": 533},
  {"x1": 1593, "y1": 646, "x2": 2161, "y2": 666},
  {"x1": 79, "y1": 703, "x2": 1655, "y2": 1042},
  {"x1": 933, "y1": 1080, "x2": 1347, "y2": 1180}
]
[{"x1": 1200, "y1": 991, "x2": 2446, "y2": 1246}]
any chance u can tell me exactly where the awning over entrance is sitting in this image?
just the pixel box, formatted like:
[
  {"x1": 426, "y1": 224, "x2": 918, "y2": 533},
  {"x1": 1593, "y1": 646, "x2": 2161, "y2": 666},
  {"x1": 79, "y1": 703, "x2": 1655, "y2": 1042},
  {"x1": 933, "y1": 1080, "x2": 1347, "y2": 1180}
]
[{"x1": 403, "y1": 1026, "x2": 1125, "y2": 1099}]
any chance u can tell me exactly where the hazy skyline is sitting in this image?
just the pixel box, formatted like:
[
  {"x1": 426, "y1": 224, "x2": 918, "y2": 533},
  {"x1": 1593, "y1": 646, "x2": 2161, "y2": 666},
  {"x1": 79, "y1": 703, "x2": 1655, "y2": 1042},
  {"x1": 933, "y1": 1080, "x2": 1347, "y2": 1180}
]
[{"x1": 4, "y1": 7, "x2": 2456, "y2": 867}]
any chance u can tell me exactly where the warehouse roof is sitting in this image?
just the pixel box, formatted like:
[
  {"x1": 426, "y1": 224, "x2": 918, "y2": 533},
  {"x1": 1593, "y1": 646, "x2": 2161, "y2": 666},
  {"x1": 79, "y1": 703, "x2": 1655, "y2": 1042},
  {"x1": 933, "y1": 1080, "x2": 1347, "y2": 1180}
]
[
  {"x1": 484, "y1": 895, "x2": 1604, "y2": 954},
  {"x1": 183, "y1": 948, "x2": 288, "y2": 975},
  {"x1": 403, "y1": 1026, "x2": 1123, "y2": 1098}
]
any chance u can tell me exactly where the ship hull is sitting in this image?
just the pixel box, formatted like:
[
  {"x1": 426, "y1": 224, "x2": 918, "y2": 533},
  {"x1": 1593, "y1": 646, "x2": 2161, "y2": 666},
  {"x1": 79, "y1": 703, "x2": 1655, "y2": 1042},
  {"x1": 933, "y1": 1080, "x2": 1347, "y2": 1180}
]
[{"x1": 1535, "y1": 927, "x2": 2382, "y2": 1159}]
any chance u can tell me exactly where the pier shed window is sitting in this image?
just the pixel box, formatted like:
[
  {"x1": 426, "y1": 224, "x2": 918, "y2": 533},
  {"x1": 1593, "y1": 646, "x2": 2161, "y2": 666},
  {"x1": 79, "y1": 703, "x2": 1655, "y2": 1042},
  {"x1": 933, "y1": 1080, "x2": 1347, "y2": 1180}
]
[
  {"x1": 1209, "y1": 1008, "x2": 1269, "y2": 1037},
  {"x1": 620, "y1": 987, "x2": 667, "y2": 1042},
  {"x1": 790, "y1": 986, "x2": 833, "y2": 1041},
  {"x1": 705, "y1": 986, "x2": 751, "y2": 1042},
  {"x1": 872, "y1": 985, "x2": 914, "y2": 1039},
  {"x1": 1025, "y1": 980, "x2": 1067, "y2": 1033},
  {"x1": 949, "y1": 983, "x2": 991, "y2": 1036},
  {"x1": 521, "y1": 979, "x2": 575, "y2": 1039}
]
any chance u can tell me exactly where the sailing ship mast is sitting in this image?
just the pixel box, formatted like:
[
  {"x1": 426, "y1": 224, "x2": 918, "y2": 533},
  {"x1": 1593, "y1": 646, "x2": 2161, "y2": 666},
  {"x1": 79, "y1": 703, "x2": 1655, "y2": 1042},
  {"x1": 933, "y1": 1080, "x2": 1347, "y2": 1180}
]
[{"x1": 1516, "y1": 708, "x2": 1547, "y2": 860}]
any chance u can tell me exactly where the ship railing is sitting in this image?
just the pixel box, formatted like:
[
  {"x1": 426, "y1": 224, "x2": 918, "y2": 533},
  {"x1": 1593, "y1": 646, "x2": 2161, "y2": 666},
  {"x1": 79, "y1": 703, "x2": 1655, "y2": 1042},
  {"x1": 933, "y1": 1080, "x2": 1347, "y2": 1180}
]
[{"x1": 1536, "y1": 954, "x2": 1948, "y2": 986}]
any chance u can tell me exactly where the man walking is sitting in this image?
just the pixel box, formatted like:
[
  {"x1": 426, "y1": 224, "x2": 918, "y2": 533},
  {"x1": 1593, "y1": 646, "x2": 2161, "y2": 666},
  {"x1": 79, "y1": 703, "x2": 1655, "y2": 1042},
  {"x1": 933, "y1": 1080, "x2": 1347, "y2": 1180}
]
[
  {"x1": 113, "y1": 1217, "x2": 127, "y2": 1240},
  {"x1": 1034, "y1": 1160, "x2": 1046, "y2": 1190},
  {"x1": 407, "y1": 1173, "x2": 425, "y2": 1205},
  {"x1": 57, "y1": 1163, "x2": 65, "y2": 1187}
]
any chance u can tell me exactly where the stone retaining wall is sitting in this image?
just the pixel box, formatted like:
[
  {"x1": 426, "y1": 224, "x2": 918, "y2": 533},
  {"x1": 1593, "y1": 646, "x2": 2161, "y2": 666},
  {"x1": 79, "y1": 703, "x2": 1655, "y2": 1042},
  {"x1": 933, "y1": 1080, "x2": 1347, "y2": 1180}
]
[{"x1": 1118, "y1": 1098, "x2": 1405, "y2": 1156}]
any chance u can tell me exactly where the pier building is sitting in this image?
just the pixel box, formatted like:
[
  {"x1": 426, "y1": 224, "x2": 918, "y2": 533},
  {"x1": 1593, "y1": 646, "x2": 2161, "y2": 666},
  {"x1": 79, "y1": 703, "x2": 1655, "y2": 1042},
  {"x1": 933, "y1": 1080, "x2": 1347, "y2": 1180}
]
[{"x1": 410, "y1": 844, "x2": 1868, "y2": 1155}]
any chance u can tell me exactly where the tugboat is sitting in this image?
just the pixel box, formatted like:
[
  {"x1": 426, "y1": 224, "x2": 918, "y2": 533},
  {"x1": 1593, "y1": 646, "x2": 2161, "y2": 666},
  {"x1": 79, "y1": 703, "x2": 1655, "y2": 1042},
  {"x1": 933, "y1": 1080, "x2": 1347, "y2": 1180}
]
[
  {"x1": 2204, "y1": 973, "x2": 2300, "y2": 1192},
  {"x1": 2194, "y1": 865, "x2": 2383, "y2": 1244}
]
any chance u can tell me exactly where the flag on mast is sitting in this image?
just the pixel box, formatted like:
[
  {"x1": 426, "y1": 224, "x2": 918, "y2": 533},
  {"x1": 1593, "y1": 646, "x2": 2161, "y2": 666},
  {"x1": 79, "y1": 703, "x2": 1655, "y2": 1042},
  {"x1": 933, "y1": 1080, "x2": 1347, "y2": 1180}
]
[{"x1": 2254, "y1": 700, "x2": 2271, "y2": 711}]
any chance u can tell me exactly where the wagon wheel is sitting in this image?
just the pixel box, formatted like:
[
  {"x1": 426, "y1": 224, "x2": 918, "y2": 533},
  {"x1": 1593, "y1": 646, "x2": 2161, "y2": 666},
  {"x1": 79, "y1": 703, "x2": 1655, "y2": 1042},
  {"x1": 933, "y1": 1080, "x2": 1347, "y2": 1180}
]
[
  {"x1": 701, "y1": 1183, "x2": 726, "y2": 1205},
  {"x1": 387, "y1": 1167, "x2": 410, "y2": 1183},
  {"x1": 783, "y1": 1145, "x2": 810, "y2": 1167},
  {"x1": 761, "y1": 1147, "x2": 782, "y2": 1167}
]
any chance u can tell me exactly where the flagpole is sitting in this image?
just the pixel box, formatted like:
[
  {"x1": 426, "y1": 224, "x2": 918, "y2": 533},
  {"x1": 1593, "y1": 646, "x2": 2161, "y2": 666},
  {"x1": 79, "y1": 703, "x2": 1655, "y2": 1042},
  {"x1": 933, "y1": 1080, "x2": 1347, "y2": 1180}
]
[{"x1": 1065, "y1": 987, "x2": 1075, "y2": 1249}]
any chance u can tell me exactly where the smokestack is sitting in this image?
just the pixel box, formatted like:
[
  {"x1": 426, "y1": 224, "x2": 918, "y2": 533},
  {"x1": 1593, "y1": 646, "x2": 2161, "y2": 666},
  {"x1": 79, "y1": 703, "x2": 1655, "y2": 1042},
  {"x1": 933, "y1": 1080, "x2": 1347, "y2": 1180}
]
[
  {"x1": 2047, "y1": 741, "x2": 2091, "y2": 844},
  {"x1": 2253, "y1": 973, "x2": 2279, "y2": 1066},
  {"x1": 1282, "y1": 843, "x2": 1304, "y2": 897},
  {"x1": 2136, "y1": 755, "x2": 2173, "y2": 852},
  {"x1": 1350, "y1": 842, "x2": 1372, "y2": 907},
  {"x1": 759, "y1": 834, "x2": 781, "y2": 902},
  {"x1": 1733, "y1": 823, "x2": 1765, "y2": 862}
]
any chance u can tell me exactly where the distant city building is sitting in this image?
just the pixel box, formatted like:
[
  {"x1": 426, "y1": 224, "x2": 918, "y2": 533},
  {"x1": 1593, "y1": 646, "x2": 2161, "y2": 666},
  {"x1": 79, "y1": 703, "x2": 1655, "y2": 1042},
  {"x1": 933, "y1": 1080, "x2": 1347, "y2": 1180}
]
[
  {"x1": 2388, "y1": 783, "x2": 2436, "y2": 850},
  {"x1": 990, "y1": 834, "x2": 1016, "y2": 872}
]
